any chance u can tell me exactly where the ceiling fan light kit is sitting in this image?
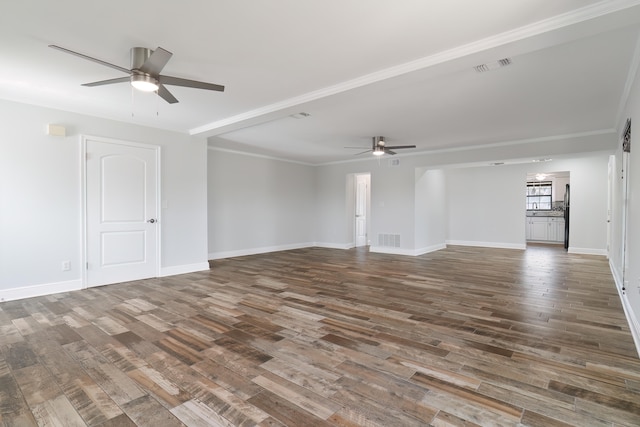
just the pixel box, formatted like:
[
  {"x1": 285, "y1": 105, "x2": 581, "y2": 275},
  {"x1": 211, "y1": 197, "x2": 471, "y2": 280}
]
[
  {"x1": 130, "y1": 73, "x2": 159, "y2": 92},
  {"x1": 49, "y1": 44, "x2": 225, "y2": 104}
]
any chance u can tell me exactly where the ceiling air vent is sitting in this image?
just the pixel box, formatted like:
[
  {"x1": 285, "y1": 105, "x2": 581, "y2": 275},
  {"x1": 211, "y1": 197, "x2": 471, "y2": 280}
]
[{"x1": 474, "y1": 58, "x2": 513, "y2": 73}]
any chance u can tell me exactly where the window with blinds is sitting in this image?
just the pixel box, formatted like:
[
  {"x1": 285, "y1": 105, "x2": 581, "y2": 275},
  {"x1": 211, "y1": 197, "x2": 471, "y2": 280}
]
[{"x1": 526, "y1": 181, "x2": 552, "y2": 210}]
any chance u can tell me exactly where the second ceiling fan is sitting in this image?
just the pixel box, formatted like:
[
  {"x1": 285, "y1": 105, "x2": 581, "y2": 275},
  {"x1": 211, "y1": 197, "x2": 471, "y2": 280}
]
[{"x1": 348, "y1": 136, "x2": 416, "y2": 156}]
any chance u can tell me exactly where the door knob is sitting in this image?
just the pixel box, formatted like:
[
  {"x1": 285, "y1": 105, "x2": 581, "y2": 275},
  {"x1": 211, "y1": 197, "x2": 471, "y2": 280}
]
[{"x1": 147, "y1": 219, "x2": 156, "y2": 223}]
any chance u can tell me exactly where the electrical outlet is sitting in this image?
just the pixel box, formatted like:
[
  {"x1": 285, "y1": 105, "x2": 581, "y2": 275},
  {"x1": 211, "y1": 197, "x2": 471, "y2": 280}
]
[{"x1": 62, "y1": 260, "x2": 70, "y2": 271}]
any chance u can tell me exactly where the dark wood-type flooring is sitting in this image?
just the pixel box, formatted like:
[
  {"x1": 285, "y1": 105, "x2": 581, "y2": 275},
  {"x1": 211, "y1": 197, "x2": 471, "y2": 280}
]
[{"x1": 1, "y1": 245, "x2": 639, "y2": 426}]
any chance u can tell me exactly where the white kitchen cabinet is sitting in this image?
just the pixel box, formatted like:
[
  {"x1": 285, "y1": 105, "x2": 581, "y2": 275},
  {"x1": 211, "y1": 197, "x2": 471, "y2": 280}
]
[
  {"x1": 549, "y1": 217, "x2": 565, "y2": 243},
  {"x1": 529, "y1": 217, "x2": 549, "y2": 241},
  {"x1": 526, "y1": 216, "x2": 565, "y2": 242}
]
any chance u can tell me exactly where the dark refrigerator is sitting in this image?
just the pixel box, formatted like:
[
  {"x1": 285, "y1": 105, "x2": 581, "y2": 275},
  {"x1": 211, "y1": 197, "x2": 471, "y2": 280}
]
[{"x1": 564, "y1": 184, "x2": 570, "y2": 250}]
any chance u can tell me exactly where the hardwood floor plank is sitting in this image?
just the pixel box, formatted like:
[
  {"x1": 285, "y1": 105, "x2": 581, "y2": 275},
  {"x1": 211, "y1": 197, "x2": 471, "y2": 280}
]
[
  {"x1": 430, "y1": 410, "x2": 482, "y2": 427},
  {"x1": 127, "y1": 366, "x2": 190, "y2": 408},
  {"x1": 0, "y1": 373, "x2": 32, "y2": 419},
  {"x1": 191, "y1": 358, "x2": 264, "y2": 400},
  {"x1": 252, "y1": 371, "x2": 341, "y2": 419},
  {"x1": 62, "y1": 374, "x2": 124, "y2": 426},
  {"x1": 171, "y1": 398, "x2": 235, "y2": 427},
  {"x1": 2, "y1": 341, "x2": 39, "y2": 370},
  {"x1": 259, "y1": 357, "x2": 341, "y2": 398},
  {"x1": 247, "y1": 389, "x2": 334, "y2": 427},
  {"x1": 121, "y1": 395, "x2": 185, "y2": 427},
  {"x1": 12, "y1": 365, "x2": 61, "y2": 407},
  {"x1": 31, "y1": 394, "x2": 87, "y2": 427},
  {"x1": 520, "y1": 410, "x2": 576, "y2": 427},
  {"x1": 411, "y1": 371, "x2": 523, "y2": 420}
]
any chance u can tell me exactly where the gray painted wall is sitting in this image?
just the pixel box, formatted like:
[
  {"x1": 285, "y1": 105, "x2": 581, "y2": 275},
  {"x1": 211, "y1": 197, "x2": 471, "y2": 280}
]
[{"x1": 0, "y1": 99, "x2": 209, "y2": 294}]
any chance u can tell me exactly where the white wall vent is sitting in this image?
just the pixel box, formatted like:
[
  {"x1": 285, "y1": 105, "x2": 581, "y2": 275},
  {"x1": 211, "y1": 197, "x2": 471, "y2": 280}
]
[
  {"x1": 378, "y1": 233, "x2": 401, "y2": 247},
  {"x1": 388, "y1": 158, "x2": 400, "y2": 167}
]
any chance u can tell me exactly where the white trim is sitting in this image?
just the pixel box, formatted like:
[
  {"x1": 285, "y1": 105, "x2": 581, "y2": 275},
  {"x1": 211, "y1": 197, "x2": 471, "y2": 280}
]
[
  {"x1": 446, "y1": 240, "x2": 526, "y2": 250},
  {"x1": 610, "y1": 260, "x2": 640, "y2": 358},
  {"x1": 414, "y1": 243, "x2": 447, "y2": 256},
  {"x1": 207, "y1": 146, "x2": 315, "y2": 167},
  {"x1": 314, "y1": 242, "x2": 354, "y2": 250},
  {"x1": 160, "y1": 262, "x2": 210, "y2": 277},
  {"x1": 191, "y1": 0, "x2": 640, "y2": 137},
  {"x1": 80, "y1": 135, "x2": 88, "y2": 289},
  {"x1": 209, "y1": 242, "x2": 316, "y2": 260},
  {"x1": 0, "y1": 280, "x2": 83, "y2": 303},
  {"x1": 620, "y1": 296, "x2": 640, "y2": 358},
  {"x1": 369, "y1": 246, "x2": 420, "y2": 256},
  {"x1": 610, "y1": 259, "x2": 624, "y2": 290},
  {"x1": 567, "y1": 247, "x2": 608, "y2": 256}
]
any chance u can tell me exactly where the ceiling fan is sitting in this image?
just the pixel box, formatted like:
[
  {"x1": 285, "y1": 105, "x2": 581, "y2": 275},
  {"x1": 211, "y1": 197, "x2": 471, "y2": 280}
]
[
  {"x1": 49, "y1": 45, "x2": 225, "y2": 104},
  {"x1": 347, "y1": 136, "x2": 416, "y2": 156}
]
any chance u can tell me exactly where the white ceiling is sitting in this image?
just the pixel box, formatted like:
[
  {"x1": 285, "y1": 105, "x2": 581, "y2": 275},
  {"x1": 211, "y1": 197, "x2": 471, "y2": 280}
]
[{"x1": 2, "y1": 1, "x2": 640, "y2": 164}]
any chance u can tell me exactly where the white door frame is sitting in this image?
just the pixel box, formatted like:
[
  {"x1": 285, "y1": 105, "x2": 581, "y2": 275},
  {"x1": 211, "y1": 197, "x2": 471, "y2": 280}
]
[
  {"x1": 607, "y1": 155, "x2": 614, "y2": 259},
  {"x1": 81, "y1": 135, "x2": 161, "y2": 288},
  {"x1": 621, "y1": 149, "x2": 631, "y2": 289}
]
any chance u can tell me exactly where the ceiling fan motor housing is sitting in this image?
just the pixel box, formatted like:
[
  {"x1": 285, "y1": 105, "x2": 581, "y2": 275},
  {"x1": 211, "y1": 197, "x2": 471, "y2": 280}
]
[{"x1": 130, "y1": 47, "x2": 153, "y2": 70}]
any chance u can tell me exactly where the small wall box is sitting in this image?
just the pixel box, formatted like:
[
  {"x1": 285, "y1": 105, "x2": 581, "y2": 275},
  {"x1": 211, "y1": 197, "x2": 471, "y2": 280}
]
[{"x1": 47, "y1": 124, "x2": 66, "y2": 137}]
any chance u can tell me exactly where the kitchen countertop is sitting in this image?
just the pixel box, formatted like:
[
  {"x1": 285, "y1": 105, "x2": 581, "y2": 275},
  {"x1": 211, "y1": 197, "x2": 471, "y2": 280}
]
[{"x1": 526, "y1": 211, "x2": 565, "y2": 217}]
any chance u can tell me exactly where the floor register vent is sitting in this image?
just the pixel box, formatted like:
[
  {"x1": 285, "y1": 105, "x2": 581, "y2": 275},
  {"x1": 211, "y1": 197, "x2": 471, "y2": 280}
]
[{"x1": 378, "y1": 233, "x2": 401, "y2": 247}]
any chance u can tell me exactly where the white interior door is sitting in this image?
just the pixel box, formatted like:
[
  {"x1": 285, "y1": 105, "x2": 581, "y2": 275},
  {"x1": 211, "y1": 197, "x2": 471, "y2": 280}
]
[
  {"x1": 355, "y1": 174, "x2": 369, "y2": 247},
  {"x1": 85, "y1": 137, "x2": 159, "y2": 287}
]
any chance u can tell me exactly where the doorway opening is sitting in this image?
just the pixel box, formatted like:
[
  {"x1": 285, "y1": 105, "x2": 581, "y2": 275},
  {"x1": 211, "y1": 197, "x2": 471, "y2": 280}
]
[
  {"x1": 525, "y1": 171, "x2": 570, "y2": 249},
  {"x1": 354, "y1": 173, "x2": 371, "y2": 248}
]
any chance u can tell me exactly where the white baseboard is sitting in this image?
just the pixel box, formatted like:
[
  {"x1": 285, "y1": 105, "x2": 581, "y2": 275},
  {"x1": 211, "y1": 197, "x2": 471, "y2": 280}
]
[
  {"x1": 414, "y1": 243, "x2": 447, "y2": 256},
  {"x1": 621, "y1": 295, "x2": 640, "y2": 358},
  {"x1": 0, "y1": 279, "x2": 83, "y2": 303},
  {"x1": 609, "y1": 260, "x2": 640, "y2": 358},
  {"x1": 210, "y1": 241, "x2": 440, "y2": 260},
  {"x1": 209, "y1": 242, "x2": 316, "y2": 260},
  {"x1": 314, "y1": 242, "x2": 354, "y2": 250},
  {"x1": 609, "y1": 259, "x2": 623, "y2": 289},
  {"x1": 446, "y1": 240, "x2": 526, "y2": 250},
  {"x1": 0, "y1": 262, "x2": 210, "y2": 303},
  {"x1": 568, "y1": 247, "x2": 608, "y2": 256},
  {"x1": 369, "y1": 246, "x2": 419, "y2": 256},
  {"x1": 160, "y1": 262, "x2": 210, "y2": 277},
  {"x1": 370, "y1": 243, "x2": 447, "y2": 257}
]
